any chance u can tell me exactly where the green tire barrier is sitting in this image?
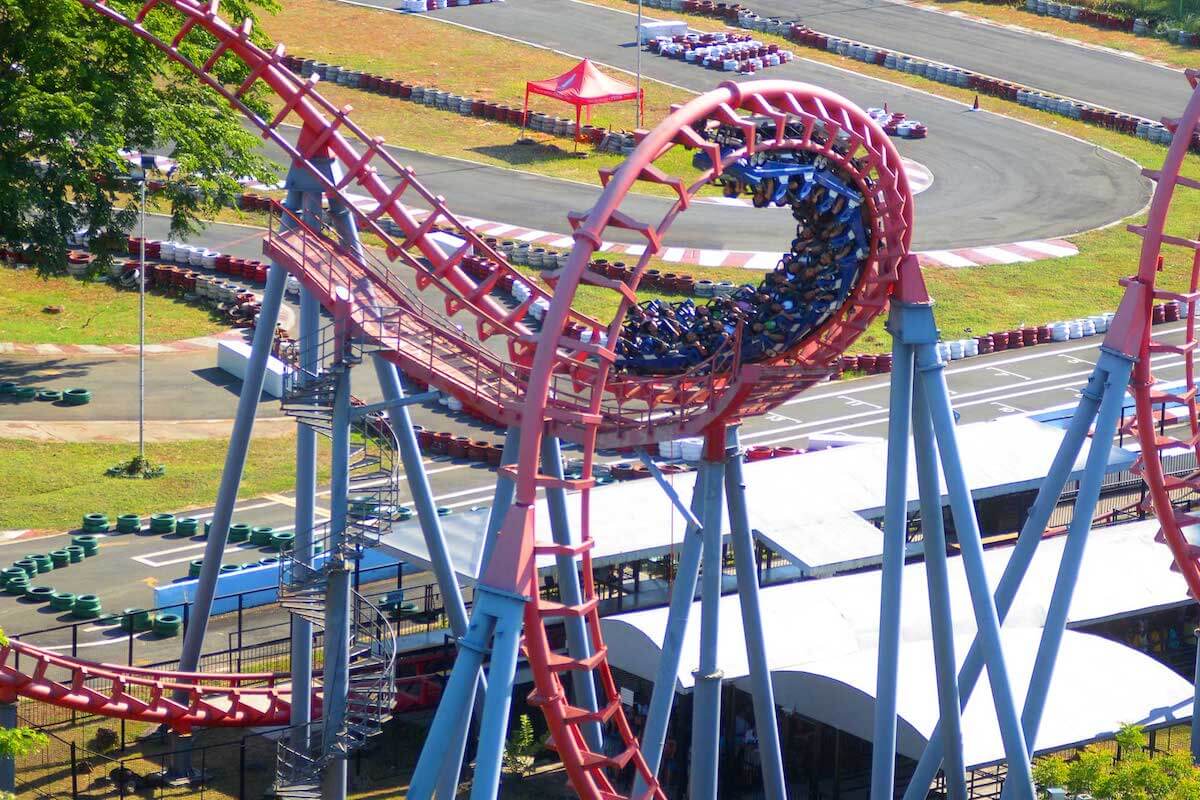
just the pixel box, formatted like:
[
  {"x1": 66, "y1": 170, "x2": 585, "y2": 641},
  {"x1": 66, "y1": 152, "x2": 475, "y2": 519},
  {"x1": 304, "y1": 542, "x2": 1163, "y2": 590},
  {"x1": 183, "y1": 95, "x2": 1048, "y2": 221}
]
[
  {"x1": 188, "y1": 559, "x2": 204, "y2": 579},
  {"x1": 63, "y1": 388, "x2": 91, "y2": 406},
  {"x1": 36, "y1": 390, "x2": 61, "y2": 402},
  {"x1": 5, "y1": 578, "x2": 29, "y2": 595},
  {"x1": 239, "y1": 562, "x2": 256, "y2": 571},
  {"x1": 29, "y1": 555, "x2": 52, "y2": 573},
  {"x1": 49, "y1": 592, "x2": 75, "y2": 611},
  {"x1": 437, "y1": 507, "x2": 452, "y2": 517},
  {"x1": 71, "y1": 535, "x2": 100, "y2": 556},
  {"x1": 0, "y1": 382, "x2": 15, "y2": 395},
  {"x1": 12, "y1": 386, "x2": 36, "y2": 401},
  {"x1": 1, "y1": 567, "x2": 26, "y2": 586},
  {"x1": 270, "y1": 531, "x2": 295, "y2": 552},
  {"x1": 64, "y1": 545, "x2": 84, "y2": 563},
  {"x1": 228, "y1": 523, "x2": 251, "y2": 543},
  {"x1": 204, "y1": 520, "x2": 212, "y2": 537},
  {"x1": 258, "y1": 557, "x2": 279, "y2": 567},
  {"x1": 26, "y1": 586, "x2": 55, "y2": 602},
  {"x1": 249, "y1": 526, "x2": 274, "y2": 546},
  {"x1": 116, "y1": 514, "x2": 142, "y2": 534},
  {"x1": 81, "y1": 513, "x2": 109, "y2": 533},
  {"x1": 120, "y1": 608, "x2": 152, "y2": 632},
  {"x1": 153, "y1": 613, "x2": 182, "y2": 636},
  {"x1": 49, "y1": 550, "x2": 70, "y2": 569},
  {"x1": 348, "y1": 495, "x2": 374, "y2": 516},
  {"x1": 397, "y1": 506, "x2": 414, "y2": 521},
  {"x1": 72, "y1": 595, "x2": 101, "y2": 619},
  {"x1": 176, "y1": 518, "x2": 199, "y2": 536},
  {"x1": 219, "y1": 564, "x2": 241, "y2": 574},
  {"x1": 150, "y1": 513, "x2": 176, "y2": 534},
  {"x1": 12, "y1": 560, "x2": 36, "y2": 578}
]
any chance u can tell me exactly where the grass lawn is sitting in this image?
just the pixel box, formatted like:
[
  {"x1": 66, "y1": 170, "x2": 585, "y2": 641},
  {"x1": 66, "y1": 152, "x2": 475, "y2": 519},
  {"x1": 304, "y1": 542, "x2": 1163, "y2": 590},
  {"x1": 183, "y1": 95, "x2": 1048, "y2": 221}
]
[
  {"x1": 0, "y1": 436, "x2": 329, "y2": 531},
  {"x1": 0, "y1": 266, "x2": 229, "y2": 346},
  {"x1": 259, "y1": 0, "x2": 711, "y2": 197}
]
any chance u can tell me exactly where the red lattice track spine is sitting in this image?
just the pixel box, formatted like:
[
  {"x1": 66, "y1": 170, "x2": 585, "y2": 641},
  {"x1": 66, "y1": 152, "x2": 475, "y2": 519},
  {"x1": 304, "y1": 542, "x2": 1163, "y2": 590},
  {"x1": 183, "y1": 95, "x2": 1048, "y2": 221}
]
[{"x1": 1127, "y1": 70, "x2": 1200, "y2": 601}]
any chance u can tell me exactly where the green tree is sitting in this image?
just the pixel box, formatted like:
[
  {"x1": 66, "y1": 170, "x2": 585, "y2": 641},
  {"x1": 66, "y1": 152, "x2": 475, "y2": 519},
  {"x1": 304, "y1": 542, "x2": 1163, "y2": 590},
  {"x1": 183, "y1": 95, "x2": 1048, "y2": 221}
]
[
  {"x1": 502, "y1": 714, "x2": 541, "y2": 779},
  {"x1": 0, "y1": 0, "x2": 279, "y2": 276},
  {"x1": 1033, "y1": 724, "x2": 1200, "y2": 800},
  {"x1": 0, "y1": 628, "x2": 47, "y2": 777}
]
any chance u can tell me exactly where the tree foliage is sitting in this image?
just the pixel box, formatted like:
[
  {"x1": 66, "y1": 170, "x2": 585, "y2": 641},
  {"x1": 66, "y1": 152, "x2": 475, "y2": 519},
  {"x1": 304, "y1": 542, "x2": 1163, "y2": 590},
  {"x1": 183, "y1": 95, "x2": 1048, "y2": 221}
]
[
  {"x1": 0, "y1": 0, "x2": 280, "y2": 276},
  {"x1": 502, "y1": 714, "x2": 541, "y2": 778},
  {"x1": 1033, "y1": 724, "x2": 1200, "y2": 800}
]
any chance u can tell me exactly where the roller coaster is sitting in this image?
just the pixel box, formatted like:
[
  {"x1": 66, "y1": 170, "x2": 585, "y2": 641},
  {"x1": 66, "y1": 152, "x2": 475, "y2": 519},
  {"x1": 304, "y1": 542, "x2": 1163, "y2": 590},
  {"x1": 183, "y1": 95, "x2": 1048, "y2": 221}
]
[{"x1": 2, "y1": 2, "x2": 1199, "y2": 800}]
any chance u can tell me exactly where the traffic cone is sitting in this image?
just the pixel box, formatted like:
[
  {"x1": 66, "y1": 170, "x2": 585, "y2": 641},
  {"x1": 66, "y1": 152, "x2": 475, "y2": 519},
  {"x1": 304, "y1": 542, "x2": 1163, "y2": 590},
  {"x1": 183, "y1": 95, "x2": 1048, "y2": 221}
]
[{"x1": 971, "y1": 94, "x2": 979, "y2": 111}]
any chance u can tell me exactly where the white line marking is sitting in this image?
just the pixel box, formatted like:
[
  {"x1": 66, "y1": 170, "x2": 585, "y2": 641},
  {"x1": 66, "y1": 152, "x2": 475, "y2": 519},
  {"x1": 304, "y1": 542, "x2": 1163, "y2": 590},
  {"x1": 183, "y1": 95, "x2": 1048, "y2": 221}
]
[
  {"x1": 924, "y1": 250, "x2": 977, "y2": 268},
  {"x1": 972, "y1": 246, "x2": 1033, "y2": 264},
  {"x1": 1016, "y1": 240, "x2": 1078, "y2": 257}
]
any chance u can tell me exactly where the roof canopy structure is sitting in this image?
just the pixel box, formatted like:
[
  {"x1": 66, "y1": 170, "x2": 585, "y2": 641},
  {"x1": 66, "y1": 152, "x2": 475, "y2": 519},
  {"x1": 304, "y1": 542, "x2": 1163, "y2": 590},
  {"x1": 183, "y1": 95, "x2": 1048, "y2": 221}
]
[{"x1": 523, "y1": 59, "x2": 644, "y2": 142}]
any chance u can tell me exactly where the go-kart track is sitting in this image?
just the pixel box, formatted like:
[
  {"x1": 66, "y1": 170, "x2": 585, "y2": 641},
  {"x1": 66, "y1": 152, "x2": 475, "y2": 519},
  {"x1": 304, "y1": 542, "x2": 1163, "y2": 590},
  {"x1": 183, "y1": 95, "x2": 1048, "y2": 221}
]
[{"x1": 1, "y1": 1, "x2": 1200, "y2": 800}]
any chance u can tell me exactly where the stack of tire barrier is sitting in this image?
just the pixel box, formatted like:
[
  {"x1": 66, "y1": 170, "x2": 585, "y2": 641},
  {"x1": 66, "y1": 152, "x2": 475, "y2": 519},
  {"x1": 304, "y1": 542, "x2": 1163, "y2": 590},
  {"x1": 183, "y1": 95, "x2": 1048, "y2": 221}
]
[
  {"x1": 415, "y1": 426, "x2": 508, "y2": 466},
  {"x1": 399, "y1": 0, "x2": 497, "y2": 11},
  {"x1": 0, "y1": 382, "x2": 91, "y2": 405},
  {"x1": 276, "y1": 55, "x2": 627, "y2": 149},
  {"x1": 1019, "y1": 0, "x2": 1200, "y2": 47},
  {"x1": 619, "y1": 0, "x2": 1200, "y2": 153},
  {"x1": 122, "y1": 235, "x2": 265, "y2": 327},
  {"x1": 649, "y1": 32, "x2": 795, "y2": 73},
  {"x1": 867, "y1": 107, "x2": 928, "y2": 139}
]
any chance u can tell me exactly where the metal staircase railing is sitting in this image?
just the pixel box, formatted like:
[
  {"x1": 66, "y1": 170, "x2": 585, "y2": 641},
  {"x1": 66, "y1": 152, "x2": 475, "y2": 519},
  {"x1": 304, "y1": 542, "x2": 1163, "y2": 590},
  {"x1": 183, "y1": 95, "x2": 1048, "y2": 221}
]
[{"x1": 274, "y1": 321, "x2": 399, "y2": 797}]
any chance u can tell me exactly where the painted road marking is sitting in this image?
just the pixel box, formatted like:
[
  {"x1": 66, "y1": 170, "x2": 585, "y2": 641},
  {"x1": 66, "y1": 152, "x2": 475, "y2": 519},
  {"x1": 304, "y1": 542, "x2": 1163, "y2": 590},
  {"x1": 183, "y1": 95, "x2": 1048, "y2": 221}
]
[
  {"x1": 986, "y1": 366, "x2": 1030, "y2": 381},
  {"x1": 133, "y1": 525, "x2": 298, "y2": 567},
  {"x1": 840, "y1": 395, "x2": 883, "y2": 409}
]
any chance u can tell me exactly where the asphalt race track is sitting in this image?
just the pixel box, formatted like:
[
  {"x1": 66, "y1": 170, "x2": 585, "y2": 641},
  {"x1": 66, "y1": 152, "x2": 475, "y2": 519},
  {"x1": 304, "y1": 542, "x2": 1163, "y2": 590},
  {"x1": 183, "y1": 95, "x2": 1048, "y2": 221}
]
[
  {"x1": 741, "y1": 0, "x2": 1191, "y2": 121},
  {"x1": 336, "y1": 0, "x2": 1149, "y2": 251}
]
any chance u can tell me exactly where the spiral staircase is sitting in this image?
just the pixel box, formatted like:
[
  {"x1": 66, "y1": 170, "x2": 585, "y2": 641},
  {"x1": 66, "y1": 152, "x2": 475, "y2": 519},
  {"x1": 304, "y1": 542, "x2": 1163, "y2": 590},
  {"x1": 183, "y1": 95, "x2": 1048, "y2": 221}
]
[{"x1": 273, "y1": 324, "x2": 400, "y2": 799}]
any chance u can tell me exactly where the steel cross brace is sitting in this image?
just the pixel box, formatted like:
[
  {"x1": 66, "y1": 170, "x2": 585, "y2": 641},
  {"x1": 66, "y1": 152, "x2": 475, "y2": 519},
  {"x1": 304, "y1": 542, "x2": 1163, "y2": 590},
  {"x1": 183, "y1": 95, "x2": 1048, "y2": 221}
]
[
  {"x1": 348, "y1": 390, "x2": 440, "y2": 419},
  {"x1": 875, "y1": 283, "x2": 1135, "y2": 800}
]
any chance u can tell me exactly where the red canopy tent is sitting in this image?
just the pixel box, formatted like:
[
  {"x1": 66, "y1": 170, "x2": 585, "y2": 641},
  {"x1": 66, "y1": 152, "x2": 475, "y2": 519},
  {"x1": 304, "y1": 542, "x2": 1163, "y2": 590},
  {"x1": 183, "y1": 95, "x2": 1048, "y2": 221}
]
[{"x1": 522, "y1": 59, "x2": 644, "y2": 148}]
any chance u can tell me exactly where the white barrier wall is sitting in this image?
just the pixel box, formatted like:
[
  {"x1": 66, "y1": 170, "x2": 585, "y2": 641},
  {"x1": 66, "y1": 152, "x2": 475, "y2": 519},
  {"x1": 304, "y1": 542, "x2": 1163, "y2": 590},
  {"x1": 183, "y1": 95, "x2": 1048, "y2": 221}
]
[{"x1": 217, "y1": 341, "x2": 287, "y2": 399}]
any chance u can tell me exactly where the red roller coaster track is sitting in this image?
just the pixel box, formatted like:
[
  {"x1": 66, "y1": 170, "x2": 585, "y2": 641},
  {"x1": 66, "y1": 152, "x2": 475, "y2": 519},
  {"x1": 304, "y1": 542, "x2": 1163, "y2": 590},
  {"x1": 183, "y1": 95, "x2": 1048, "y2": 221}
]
[{"x1": 1128, "y1": 69, "x2": 1200, "y2": 601}]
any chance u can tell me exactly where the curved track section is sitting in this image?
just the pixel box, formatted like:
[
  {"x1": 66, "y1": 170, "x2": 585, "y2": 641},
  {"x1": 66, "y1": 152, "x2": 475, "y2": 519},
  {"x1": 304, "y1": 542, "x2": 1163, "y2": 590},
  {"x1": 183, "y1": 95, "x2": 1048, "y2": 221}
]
[
  {"x1": 1128, "y1": 70, "x2": 1200, "y2": 600},
  {"x1": 505, "y1": 83, "x2": 912, "y2": 800}
]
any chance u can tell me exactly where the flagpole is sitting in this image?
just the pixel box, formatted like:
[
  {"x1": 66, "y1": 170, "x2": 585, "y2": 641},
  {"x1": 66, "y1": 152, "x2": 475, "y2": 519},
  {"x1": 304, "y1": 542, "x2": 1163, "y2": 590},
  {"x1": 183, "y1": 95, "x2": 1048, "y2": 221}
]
[{"x1": 636, "y1": 0, "x2": 643, "y2": 129}]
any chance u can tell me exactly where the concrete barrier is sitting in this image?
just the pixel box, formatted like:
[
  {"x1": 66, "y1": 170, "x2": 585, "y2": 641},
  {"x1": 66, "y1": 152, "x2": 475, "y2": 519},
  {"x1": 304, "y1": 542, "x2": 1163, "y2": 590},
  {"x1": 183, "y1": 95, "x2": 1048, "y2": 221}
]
[{"x1": 217, "y1": 341, "x2": 288, "y2": 399}]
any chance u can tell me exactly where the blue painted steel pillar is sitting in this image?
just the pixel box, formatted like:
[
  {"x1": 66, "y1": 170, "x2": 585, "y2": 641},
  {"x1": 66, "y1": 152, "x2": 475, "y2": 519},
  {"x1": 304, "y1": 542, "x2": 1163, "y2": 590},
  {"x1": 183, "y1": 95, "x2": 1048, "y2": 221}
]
[
  {"x1": 0, "y1": 700, "x2": 15, "y2": 792},
  {"x1": 691, "y1": 444, "x2": 727, "y2": 800},
  {"x1": 541, "y1": 434, "x2": 603, "y2": 751},
  {"x1": 1193, "y1": 631, "x2": 1200, "y2": 765},
  {"x1": 1003, "y1": 353, "x2": 1132, "y2": 794},
  {"x1": 915, "y1": 337, "x2": 1036, "y2": 798},
  {"x1": 466, "y1": 590, "x2": 527, "y2": 800},
  {"x1": 481, "y1": 427, "x2": 520, "y2": 571},
  {"x1": 373, "y1": 354, "x2": 481, "y2": 797},
  {"x1": 171, "y1": 259, "x2": 288, "y2": 776},
  {"x1": 634, "y1": 465, "x2": 710, "y2": 796},
  {"x1": 321, "y1": 353, "x2": 354, "y2": 800},
  {"x1": 870, "y1": 303, "x2": 917, "y2": 800},
  {"x1": 911, "y1": 382, "x2": 967, "y2": 800},
  {"x1": 723, "y1": 427, "x2": 786, "y2": 800},
  {"x1": 902, "y1": 367, "x2": 1106, "y2": 800}
]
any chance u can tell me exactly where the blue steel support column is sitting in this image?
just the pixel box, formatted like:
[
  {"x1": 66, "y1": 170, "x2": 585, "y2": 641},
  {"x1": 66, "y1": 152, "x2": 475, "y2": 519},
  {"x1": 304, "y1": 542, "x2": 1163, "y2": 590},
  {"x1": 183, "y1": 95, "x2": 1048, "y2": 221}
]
[
  {"x1": 540, "y1": 434, "x2": 603, "y2": 751},
  {"x1": 634, "y1": 465, "x2": 711, "y2": 796},
  {"x1": 171, "y1": 260, "x2": 288, "y2": 776},
  {"x1": 480, "y1": 427, "x2": 520, "y2": 570},
  {"x1": 916, "y1": 336, "x2": 1036, "y2": 798},
  {"x1": 911, "y1": 382, "x2": 967, "y2": 800},
  {"x1": 0, "y1": 701, "x2": 15, "y2": 792},
  {"x1": 467, "y1": 590, "x2": 528, "y2": 800},
  {"x1": 408, "y1": 612, "x2": 495, "y2": 799},
  {"x1": 321, "y1": 359, "x2": 353, "y2": 800},
  {"x1": 901, "y1": 367, "x2": 1106, "y2": 800},
  {"x1": 691, "y1": 447, "x2": 727, "y2": 800},
  {"x1": 723, "y1": 427, "x2": 786, "y2": 800},
  {"x1": 870, "y1": 307, "x2": 916, "y2": 800},
  {"x1": 1193, "y1": 632, "x2": 1200, "y2": 765},
  {"x1": 1004, "y1": 353, "x2": 1133, "y2": 785},
  {"x1": 373, "y1": 354, "x2": 481, "y2": 797}
]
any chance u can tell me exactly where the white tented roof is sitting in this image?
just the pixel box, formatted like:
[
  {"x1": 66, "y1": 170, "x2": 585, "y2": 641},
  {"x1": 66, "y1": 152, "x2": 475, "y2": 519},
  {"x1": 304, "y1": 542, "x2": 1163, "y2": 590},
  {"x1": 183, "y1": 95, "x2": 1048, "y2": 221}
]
[
  {"x1": 380, "y1": 417, "x2": 1133, "y2": 580},
  {"x1": 600, "y1": 518, "x2": 1192, "y2": 766}
]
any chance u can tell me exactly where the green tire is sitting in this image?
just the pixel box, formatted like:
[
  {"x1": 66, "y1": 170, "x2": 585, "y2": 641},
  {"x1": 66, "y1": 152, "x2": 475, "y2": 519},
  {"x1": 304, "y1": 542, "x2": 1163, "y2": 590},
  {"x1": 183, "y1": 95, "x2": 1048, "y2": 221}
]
[
  {"x1": 204, "y1": 520, "x2": 212, "y2": 538},
  {"x1": 49, "y1": 592, "x2": 76, "y2": 611},
  {"x1": 36, "y1": 390, "x2": 61, "y2": 402},
  {"x1": 153, "y1": 613, "x2": 182, "y2": 636},
  {"x1": 270, "y1": 531, "x2": 295, "y2": 552},
  {"x1": 12, "y1": 386, "x2": 36, "y2": 401},
  {"x1": 5, "y1": 580, "x2": 29, "y2": 595},
  {"x1": 25, "y1": 586, "x2": 55, "y2": 602},
  {"x1": 175, "y1": 518, "x2": 199, "y2": 536},
  {"x1": 72, "y1": 535, "x2": 100, "y2": 553},
  {"x1": 188, "y1": 559, "x2": 204, "y2": 579},
  {"x1": 30, "y1": 555, "x2": 52, "y2": 573},
  {"x1": 258, "y1": 557, "x2": 279, "y2": 567},
  {"x1": 12, "y1": 560, "x2": 37, "y2": 578},
  {"x1": 219, "y1": 564, "x2": 241, "y2": 574},
  {"x1": 121, "y1": 608, "x2": 152, "y2": 632},
  {"x1": 437, "y1": 507, "x2": 452, "y2": 517},
  {"x1": 1, "y1": 567, "x2": 26, "y2": 585},
  {"x1": 150, "y1": 513, "x2": 175, "y2": 533},
  {"x1": 49, "y1": 550, "x2": 70, "y2": 568},
  {"x1": 250, "y1": 526, "x2": 274, "y2": 546},
  {"x1": 64, "y1": 546, "x2": 84, "y2": 563},
  {"x1": 116, "y1": 514, "x2": 142, "y2": 533},
  {"x1": 71, "y1": 605, "x2": 101, "y2": 619},
  {"x1": 63, "y1": 388, "x2": 91, "y2": 406},
  {"x1": 228, "y1": 523, "x2": 251, "y2": 543},
  {"x1": 72, "y1": 594, "x2": 101, "y2": 611},
  {"x1": 0, "y1": 382, "x2": 16, "y2": 395}
]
